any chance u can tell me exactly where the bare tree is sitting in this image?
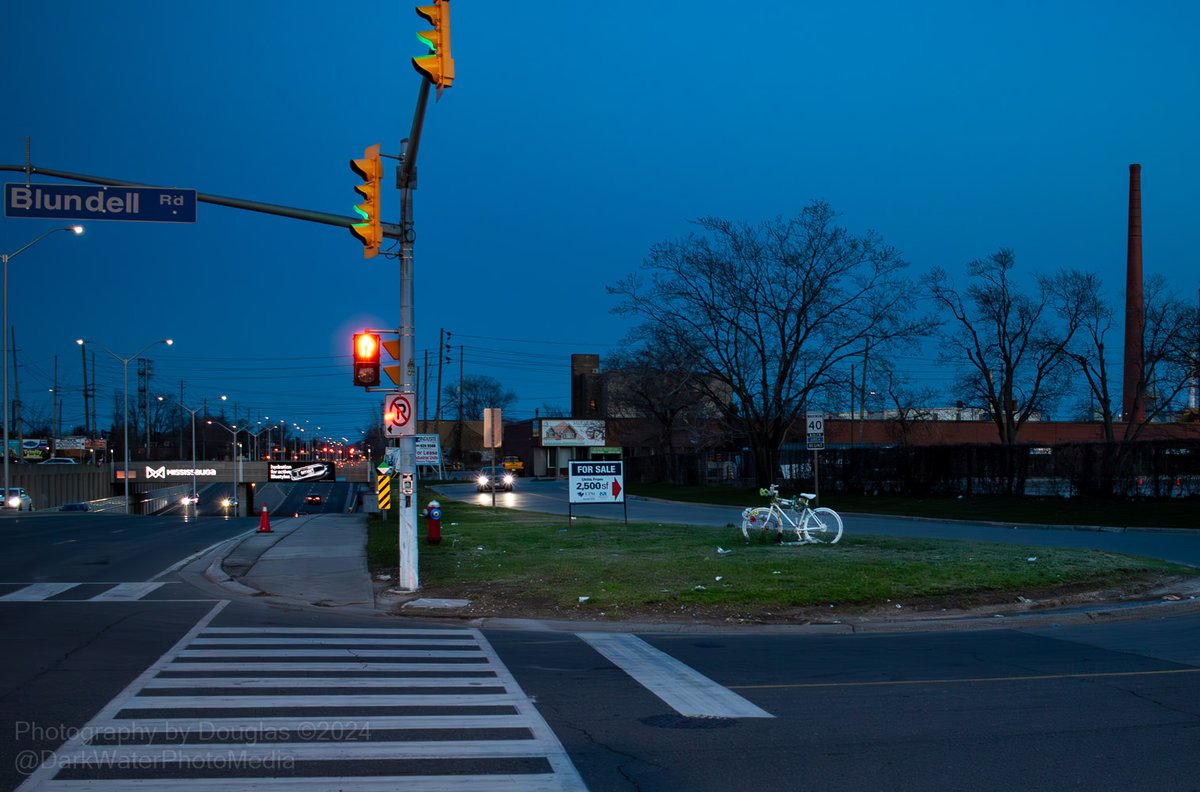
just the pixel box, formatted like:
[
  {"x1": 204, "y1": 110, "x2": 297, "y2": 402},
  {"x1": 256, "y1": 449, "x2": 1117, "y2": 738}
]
[
  {"x1": 1056, "y1": 272, "x2": 1196, "y2": 438},
  {"x1": 926, "y1": 249, "x2": 1084, "y2": 446},
  {"x1": 609, "y1": 201, "x2": 928, "y2": 486},
  {"x1": 442, "y1": 375, "x2": 517, "y2": 421},
  {"x1": 605, "y1": 337, "x2": 722, "y2": 483}
]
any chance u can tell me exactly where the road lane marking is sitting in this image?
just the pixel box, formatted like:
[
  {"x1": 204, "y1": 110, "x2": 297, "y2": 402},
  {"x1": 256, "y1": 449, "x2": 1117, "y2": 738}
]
[
  {"x1": 89, "y1": 582, "x2": 166, "y2": 601},
  {"x1": 578, "y1": 632, "x2": 773, "y2": 719},
  {"x1": 0, "y1": 582, "x2": 184, "y2": 602},
  {"x1": 0, "y1": 582, "x2": 81, "y2": 601},
  {"x1": 729, "y1": 667, "x2": 1200, "y2": 690}
]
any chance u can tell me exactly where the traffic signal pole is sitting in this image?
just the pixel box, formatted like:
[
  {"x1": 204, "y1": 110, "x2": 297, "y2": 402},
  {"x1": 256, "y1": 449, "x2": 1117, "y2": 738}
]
[
  {"x1": 0, "y1": 163, "x2": 405, "y2": 242},
  {"x1": 393, "y1": 77, "x2": 431, "y2": 592}
]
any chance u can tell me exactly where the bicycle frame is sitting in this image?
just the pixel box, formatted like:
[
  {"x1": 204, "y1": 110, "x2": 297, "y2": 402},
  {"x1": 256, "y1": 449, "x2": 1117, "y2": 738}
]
[{"x1": 741, "y1": 485, "x2": 843, "y2": 544}]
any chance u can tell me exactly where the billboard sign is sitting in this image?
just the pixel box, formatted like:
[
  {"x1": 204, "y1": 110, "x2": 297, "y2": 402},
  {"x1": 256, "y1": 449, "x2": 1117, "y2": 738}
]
[
  {"x1": 268, "y1": 462, "x2": 334, "y2": 482},
  {"x1": 415, "y1": 435, "x2": 442, "y2": 465},
  {"x1": 540, "y1": 418, "x2": 605, "y2": 447}
]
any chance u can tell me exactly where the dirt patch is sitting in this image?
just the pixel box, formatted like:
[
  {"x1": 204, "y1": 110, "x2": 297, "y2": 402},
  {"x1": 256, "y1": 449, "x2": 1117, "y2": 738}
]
[{"x1": 382, "y1": 573, "x2": 1200, "y2": 627}]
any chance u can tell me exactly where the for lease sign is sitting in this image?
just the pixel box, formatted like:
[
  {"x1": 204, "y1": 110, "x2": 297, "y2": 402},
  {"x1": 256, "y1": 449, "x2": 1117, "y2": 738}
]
[{"x1": 568, "y1": 461, "x2": 624, "y2": 504}]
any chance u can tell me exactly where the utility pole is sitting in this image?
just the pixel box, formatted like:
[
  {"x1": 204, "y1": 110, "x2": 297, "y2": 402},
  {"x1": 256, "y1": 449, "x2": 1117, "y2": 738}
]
[
  {"x1": 456, "y1": 343, "x2": 464, "y2": 464},
  {"x1": 435, "y1": 328, "x2": 445, "y2": 431},
  {"x1": 12, "y1": 328, "x2": 22, "y2": 452},
  {"x1": 51, "y1": 355, "x2": 58, "y2": 456},
  {"x1": 422, "y1": 349, "x2": 429, "y2": 423},
  {"x1": 849, "y1": 363, "x2": 855, "y2": 448},
  {"x1": 80, "y1": 342, "x2": 89, "y2": 437},
  {"x1": 89, "y1": 350, "x2": 96, "y2": 442},
  {"x1": 392, "y1": 77, "x2": 433, "y2": 592},
  {"x1": 859, "y1": 338, "x2": 870, "y2": 442}
]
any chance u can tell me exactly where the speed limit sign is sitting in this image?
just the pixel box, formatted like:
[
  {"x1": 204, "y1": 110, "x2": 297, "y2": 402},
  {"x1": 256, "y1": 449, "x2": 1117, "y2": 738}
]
[{"x1": 384, "y1": 392, "x2": 416, "y2": 438}]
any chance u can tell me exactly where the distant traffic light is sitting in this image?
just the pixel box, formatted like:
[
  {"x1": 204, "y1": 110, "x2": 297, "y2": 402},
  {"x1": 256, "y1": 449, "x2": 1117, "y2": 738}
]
[
  {"x1": 413, "y1": 0, "x2": 454, "y2": 95},
  {"x1": 350, "y1": 144, "x2": 383, "y2": 259},
  {"x1": 353, "y1": 332, "x2": 381, "y2": 387}
]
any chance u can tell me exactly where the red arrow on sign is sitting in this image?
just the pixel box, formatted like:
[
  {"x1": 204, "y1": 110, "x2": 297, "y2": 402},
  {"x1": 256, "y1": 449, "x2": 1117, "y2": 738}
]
[{"x1": 612, "y1": 479, "x2": 622, "y2": 499}]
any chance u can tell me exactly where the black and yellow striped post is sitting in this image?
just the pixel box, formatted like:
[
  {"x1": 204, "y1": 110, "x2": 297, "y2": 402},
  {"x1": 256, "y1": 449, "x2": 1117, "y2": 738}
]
[{"x1": 377, "y1": 472, "x2": 392, "y2": 513}]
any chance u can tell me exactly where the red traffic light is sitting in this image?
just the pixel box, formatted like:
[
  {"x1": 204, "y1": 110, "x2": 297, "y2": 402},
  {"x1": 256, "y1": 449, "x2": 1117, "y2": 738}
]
[{"x1": 353, "y1": 332, "x2": 381, "y2": 387}]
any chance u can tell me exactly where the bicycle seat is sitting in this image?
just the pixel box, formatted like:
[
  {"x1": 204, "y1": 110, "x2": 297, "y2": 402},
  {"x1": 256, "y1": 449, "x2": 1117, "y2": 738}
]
[{"x1": 798, "y1": 492, "x2": 817, "y2": 500}]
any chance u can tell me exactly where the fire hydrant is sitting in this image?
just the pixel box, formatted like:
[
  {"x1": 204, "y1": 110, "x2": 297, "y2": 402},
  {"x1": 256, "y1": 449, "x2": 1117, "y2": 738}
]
[{"x1": 426, "y1": 500, "x2": 442, "y2": 545}]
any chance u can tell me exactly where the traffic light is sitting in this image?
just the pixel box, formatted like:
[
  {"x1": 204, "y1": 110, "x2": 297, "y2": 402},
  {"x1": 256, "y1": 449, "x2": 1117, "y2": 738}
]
[
  {"x1": 353, "y1": 332, "x2": 381, "y2": 387},
  {"x1": 349, "y1": 144, "x2": 383, "y2": 259},
  {"x1": 413, "y1": 0, "x2": 454, "y2": 95}
]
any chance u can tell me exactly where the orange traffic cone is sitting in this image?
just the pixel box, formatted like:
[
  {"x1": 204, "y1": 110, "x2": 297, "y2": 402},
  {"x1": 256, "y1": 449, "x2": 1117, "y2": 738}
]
[{"x1": 258, "y1": 506, "x2": 272, "y2": 533}]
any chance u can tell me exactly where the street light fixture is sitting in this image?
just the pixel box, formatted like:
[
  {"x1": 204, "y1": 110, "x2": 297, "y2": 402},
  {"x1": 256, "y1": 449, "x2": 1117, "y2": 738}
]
[
  {"x1": 78, "y1": 336, "x2": 173, "y2": 514},
  {"x1": 3, "y1": 226, "x2": 83, "y2": 503}
]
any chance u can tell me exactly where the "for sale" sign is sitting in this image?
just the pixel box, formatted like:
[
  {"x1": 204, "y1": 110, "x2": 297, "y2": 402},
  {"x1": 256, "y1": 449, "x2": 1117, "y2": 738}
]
[{"x1": 568, "y1": 461, "x2": 625, "y2": 504}]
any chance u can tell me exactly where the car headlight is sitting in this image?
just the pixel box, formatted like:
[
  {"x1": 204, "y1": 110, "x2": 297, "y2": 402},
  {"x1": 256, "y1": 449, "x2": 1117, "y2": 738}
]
[
  {"x1": 503, "y1": 474, "x2": 514, "y2": 486},
  {"x1": 7, "y1": 496, "x2": 19, "y2": 507},
  {"x1": 221, "y1": 498, "x2": 231, "y2": 508},
  {"x1": 477, "y1": 475, "x2": 488, "y2": 486}
]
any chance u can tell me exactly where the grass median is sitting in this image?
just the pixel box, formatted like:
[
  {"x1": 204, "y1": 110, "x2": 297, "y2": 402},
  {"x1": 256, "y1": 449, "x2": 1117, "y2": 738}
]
[
  {"x1": 629, "y1": 484, "x2": 1200, "y2": 529},
  {"x1": 368, "y1": 502, "x2": 1192, "y2": 622}
]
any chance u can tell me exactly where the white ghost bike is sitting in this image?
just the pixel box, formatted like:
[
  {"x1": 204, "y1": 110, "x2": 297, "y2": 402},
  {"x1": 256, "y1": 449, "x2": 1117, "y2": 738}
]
[{"x1": 741, "y1": 484, "x2": 843, "y2": 544}]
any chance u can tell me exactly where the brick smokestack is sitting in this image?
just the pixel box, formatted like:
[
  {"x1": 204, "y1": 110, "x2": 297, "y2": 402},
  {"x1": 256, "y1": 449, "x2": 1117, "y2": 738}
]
[{"x1": 1122, "y1": 163, "x2": 1144, "y2": 423}]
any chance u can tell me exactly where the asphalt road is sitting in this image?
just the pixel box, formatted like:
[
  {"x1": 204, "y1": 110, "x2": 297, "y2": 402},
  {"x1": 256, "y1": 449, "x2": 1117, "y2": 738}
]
[{"x1": 3, "y1": 496, "x2": 1198, "y2": 790}]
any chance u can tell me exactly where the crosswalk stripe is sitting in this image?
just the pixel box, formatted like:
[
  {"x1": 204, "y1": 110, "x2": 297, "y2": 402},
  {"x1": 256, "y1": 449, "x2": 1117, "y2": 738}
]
[
  {"x1": 190, "y1": 637, "x2": 478, "y2": 646},
  {"x1": 21, "y1": 617, "x2": 588, "y2": 791},
  {"x1": 142, "y1": 676, "x2": 501, "y2": 689},
  {"x1": 62, "y1": 740, "x2": 552, "y2": 762},
  {"x1": 160, "y1": 662, "x2": 487, "y2": 672},
  {"x1": 201, "y1": 627, "x2": 476, "y2": 636},
  {"x1": 37, "y1": 775, "x2": 573, "y2": 791},
  {"x1": 89, "y1": 582, "x2": 166, "y2": 601},
  {"x1": 122, "y1": 693, "x2": 523, "y2": 708},
  {"x1": 176, "y1": 648, "x2": 485, "y2": 658},
  {"x1": 578, "y1": 632, "x2": 774, "y2": 719},
  {"x1": 0, "y1": 582, "x2": 80, "y2": 601},
  {"x1": 95, "y1": 714, "x2": 531, "y2": 730}
]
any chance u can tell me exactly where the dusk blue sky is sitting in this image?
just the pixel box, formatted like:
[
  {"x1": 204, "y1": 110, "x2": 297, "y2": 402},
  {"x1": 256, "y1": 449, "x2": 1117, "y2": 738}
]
[{"x1": 3, "y1": 2, "x2": 1198, "y2": 443}]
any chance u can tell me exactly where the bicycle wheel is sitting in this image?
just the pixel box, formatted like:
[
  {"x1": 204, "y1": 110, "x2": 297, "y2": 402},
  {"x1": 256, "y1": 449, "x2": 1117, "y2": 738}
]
[
  {"x1": 805, "y1": 507, "x2": 843, "y2": 544},
  {"x1": 741, "y1": 507, "x2": 781, "y2": 540}
]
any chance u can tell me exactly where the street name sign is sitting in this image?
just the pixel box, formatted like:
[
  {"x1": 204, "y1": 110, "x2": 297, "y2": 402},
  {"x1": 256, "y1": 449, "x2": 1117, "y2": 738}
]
[
  {"x1": 568, "y1": 461, "x2": 625, "y2": 504},
  {"x1": 5, "y1": 183, "x2": 197, "y2": 223}
]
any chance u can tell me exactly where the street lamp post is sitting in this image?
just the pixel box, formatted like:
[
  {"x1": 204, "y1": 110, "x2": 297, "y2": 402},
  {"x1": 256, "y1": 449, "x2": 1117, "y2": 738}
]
[
  {"x1": 207, "y1": 420, "x2": 242, "y2": 516},
  {"x1": 157, "y1": 395, "x2": 204, "y2": 508},
  {"x1": 79, "y1": 337, "x2": 173, "y2": 514},
  {"x1": 3, "y1": 226, "x2": 83, "y2": 503}
]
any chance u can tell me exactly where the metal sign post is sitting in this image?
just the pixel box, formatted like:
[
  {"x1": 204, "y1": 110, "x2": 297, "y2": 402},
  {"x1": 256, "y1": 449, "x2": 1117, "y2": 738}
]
[{"x1": 806, "y1": 412, "x2": 825, "y2": 504}]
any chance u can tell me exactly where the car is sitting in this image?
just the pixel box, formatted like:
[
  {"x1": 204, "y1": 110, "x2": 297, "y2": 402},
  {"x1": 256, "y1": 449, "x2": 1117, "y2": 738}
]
[
  {"x1": 475, "y1": 466, "x2": 515, "y2": 492},
  {"x1": 40, "y1": 457, "x2": 77, "y2": 465},
  {"x1": 3, "y1": 488, "x2": 33, "y2": 510},
  {"x1": 305, "y1": 494, "x2": 323, "y2": 505},
  {"x1": 59, "y1": 502, "x2": 90, "y2": 512}
]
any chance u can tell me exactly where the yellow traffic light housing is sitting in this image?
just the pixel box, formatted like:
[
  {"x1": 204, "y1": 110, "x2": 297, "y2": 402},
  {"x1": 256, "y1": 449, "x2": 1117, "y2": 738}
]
[
  {"x1": 413, "y1": 0, "x2": 454, "y2": 96},
  {"x1": 349, "y1": 144, "x2": 383, "y2": 259},
  {"x1": 353, "y1": 332, "x2": 381, "y2": 387}
]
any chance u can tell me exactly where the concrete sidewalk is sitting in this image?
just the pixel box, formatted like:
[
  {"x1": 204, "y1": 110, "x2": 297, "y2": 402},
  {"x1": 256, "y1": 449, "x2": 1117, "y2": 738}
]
[{"x1": 217, "y1": 513, "x2": 375, "y2": 608}]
